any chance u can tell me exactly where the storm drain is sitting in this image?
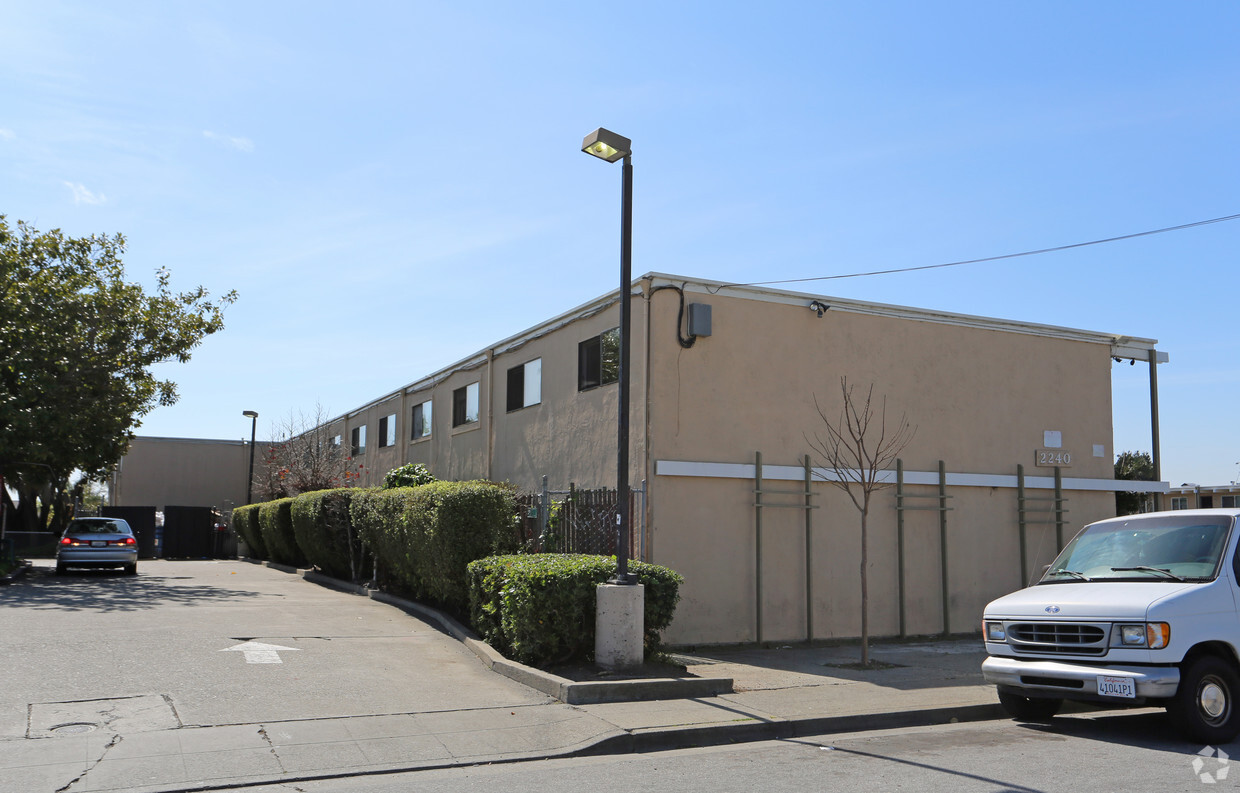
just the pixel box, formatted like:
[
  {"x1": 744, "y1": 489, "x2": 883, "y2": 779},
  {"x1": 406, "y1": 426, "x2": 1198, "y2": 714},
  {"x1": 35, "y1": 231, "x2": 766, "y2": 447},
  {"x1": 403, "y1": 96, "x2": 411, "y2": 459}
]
[
  {"x1": 49, "y1": 722, "x2": 98, "y2": 735},
  {"x1": 28, "y1": 694, "x2": 181, "y2": 738}
]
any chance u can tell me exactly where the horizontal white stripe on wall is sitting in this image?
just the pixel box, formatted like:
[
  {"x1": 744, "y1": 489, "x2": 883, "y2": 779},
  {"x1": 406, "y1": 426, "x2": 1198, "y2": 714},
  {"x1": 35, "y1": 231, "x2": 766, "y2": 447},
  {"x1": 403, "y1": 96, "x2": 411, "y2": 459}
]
[{"x1": 653, "y1": 460, "x2": 1169, "y2": 494}]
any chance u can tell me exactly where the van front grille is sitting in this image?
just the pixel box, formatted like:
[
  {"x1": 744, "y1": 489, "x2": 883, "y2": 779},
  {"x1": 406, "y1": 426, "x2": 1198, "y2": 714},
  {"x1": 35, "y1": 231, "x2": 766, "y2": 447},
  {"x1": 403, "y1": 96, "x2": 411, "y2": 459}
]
[{"x1": 1007, "y1": 622, "x2": 1109, "y2": 656}]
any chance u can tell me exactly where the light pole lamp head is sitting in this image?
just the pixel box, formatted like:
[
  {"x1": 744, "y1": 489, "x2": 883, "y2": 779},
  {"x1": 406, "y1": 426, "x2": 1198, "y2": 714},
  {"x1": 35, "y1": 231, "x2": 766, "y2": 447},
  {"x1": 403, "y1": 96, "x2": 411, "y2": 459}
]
[
  {"x1": 581, "y1": 128, "x2": 631, "y2": 163},
  {"x1": 242, "y1": 410, "x2": 258, "y2": 419}
]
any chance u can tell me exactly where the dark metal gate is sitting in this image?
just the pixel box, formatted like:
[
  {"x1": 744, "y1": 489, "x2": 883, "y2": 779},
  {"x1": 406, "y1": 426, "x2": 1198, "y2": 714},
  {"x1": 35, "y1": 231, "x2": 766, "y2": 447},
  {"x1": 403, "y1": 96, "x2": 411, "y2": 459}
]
[
  {"x1": 102, "y1": 506, "x2": 158, "y2": 559},
  {"x1": 162, "y1": 506, "x2": 218, "y2": 559},
  {"x1": 515, "y1": 478, "x2": 646, "y2": 559}
]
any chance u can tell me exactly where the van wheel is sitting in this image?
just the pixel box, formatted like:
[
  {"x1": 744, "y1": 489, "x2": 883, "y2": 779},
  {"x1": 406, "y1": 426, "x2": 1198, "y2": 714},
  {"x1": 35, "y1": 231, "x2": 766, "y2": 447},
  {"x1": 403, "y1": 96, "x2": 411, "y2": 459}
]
[
  {"x1": 1168, "y1": 655, "x2": 1240, "y2": 744},
  {"x1": 998, "y1": 690, "x2": 1062, "y2": 722}
]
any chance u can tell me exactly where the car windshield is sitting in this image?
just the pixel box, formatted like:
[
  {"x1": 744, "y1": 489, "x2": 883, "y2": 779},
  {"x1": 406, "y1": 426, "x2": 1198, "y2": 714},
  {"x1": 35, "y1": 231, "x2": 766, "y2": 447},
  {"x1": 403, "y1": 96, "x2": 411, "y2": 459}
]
[
  {"x1": 1040, "y1": 515, "x2": 1234, "y2": 583},
  {"x1": 67, "y1": 519, "x2": 127, "y2": 534}
]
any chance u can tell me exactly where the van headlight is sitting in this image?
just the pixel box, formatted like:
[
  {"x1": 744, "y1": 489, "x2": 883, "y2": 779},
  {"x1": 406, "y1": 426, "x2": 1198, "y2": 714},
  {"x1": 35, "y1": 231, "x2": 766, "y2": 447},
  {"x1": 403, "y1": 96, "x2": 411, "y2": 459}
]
[
  {"x1": 984, "y1": 621, "x2": 1006, "y2": 642},
  {"x1": 1114, "y1": 623, "x2": 1170, "y2": 649}
]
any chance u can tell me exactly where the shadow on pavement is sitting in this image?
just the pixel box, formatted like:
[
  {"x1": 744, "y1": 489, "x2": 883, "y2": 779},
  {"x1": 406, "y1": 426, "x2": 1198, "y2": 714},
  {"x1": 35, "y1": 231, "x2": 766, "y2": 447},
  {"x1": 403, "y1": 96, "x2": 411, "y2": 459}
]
[
  {"x1": 0, "y1": 564, "x2": 266, "y2": 613},
  {"x1": 677, "y1": 639, "x2": 988, "y2": 692},
  {"x1": 1023, "y1": 707, "x2": 1240, "y2": 754}
]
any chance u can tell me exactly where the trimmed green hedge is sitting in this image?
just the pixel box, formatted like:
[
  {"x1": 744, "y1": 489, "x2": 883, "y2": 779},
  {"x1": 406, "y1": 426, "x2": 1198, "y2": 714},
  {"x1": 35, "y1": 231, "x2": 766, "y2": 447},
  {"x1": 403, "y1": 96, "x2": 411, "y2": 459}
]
[
  {"x1": 382, "y1": 463, "x2": 435, "y2": 489},
  {"x1": 351, "y1": 480, "x2": 520, "y2": 616},
  {"x1": 467, "y1": 554, "x2": 683, "y2": 668},
  {"x1": 238, "y1": 483, "x2": 687, "y2": 671},
  {"x1": 231, "y1": 503, "x2": 266, "y2": 559},
  {"x1": 257, "y1": 497, "x2": 302, "y2": 566},
  {"x1": 290, "y1": 488, "x2": 369, "y2": 581}
]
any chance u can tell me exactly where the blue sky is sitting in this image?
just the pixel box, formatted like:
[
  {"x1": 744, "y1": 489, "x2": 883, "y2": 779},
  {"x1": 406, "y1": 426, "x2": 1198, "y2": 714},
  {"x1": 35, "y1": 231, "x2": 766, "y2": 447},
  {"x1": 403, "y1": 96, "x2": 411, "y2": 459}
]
[{"x1": 3, "y1": 1, "x2": 1237, "y2": 487}]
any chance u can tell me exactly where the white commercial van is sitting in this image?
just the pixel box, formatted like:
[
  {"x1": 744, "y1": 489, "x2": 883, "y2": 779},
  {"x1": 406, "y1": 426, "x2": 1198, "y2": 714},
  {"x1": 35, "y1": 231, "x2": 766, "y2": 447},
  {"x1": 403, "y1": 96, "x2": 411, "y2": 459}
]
[{"x1": 982, "y1": 508, "x2": 1240, "y2": 743}]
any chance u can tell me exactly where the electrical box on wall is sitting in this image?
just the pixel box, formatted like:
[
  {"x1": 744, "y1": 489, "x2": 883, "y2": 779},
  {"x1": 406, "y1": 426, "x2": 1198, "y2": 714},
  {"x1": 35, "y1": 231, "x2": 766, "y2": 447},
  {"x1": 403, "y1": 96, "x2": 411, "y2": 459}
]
[{"x1": 687, "y1": 303, "x2": 712, "y2": 337}]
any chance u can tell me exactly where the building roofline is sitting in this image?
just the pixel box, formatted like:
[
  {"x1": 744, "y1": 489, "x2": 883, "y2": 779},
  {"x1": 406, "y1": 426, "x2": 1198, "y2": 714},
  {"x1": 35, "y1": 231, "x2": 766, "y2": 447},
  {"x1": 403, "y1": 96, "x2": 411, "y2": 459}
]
[
  {"x1": 1168, "y1": 484, "x2": 1240, "y2": 494},
  {"x1": 643, "y1": 272, "x2": 1163, "y2": 359},
  {"x1": 334, "y1": 287, "x2": 624, "y2": 423},
  {"x1": 325, "y1": 271, "x2": 1166, "y2": 425},
  {"x1": 130, "y1": 436, "x2": 259, "y2": 447}
]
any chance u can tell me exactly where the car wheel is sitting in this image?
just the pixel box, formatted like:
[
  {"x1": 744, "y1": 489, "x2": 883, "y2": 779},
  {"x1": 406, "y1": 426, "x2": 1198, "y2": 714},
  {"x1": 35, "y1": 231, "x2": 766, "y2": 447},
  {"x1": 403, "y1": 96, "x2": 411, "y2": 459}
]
[
  {"x1": 55, "y1": 561, "x2": 67, "y2": 576},
  {"x1": 998, "y1": 689, "x2": 1062, "y2": 722},
  {"x1": 123, "y1": 563, "x2": 137, "y2": 576},
  {"x1": 1167, "y1": 654, "x2": 1240, "y2": 744}
]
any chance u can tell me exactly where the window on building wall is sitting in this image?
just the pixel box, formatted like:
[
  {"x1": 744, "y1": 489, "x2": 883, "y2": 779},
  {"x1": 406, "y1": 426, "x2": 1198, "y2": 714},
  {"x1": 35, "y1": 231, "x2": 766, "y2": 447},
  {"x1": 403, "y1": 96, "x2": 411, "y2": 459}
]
[
  {"x1": 506, "y1": 358, "x2": 542, "y2": 412},
  {"x1": 330, "y1": 434, "x2": 342, "y2": 448},
  {"x1": 411, "y1": 400, "x2": 432, "y2": 439},
  {"x1": 1171, "y1": 497, "x2": 1188, "y2": 510},
  {"x1": 578, "y1": 328, "x2": 619, "y2": 391},
  {"x1": 350, "y1": 425, "x2": 366, "y2": 456},
  {"x1": 1223, "y1": 496, "x2": 1238, "y2": 508},
  {"x1": 452, "y1": 382, "x2": 479, "y2": 427},
  {"x1": 378, "y1": 414, "x2": 396, "y2": 447}
]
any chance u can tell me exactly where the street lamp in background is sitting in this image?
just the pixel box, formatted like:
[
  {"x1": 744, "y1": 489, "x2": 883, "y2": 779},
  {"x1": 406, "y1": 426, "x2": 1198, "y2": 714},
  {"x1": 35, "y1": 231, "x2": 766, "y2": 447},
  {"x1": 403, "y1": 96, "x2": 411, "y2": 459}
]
[
  {"x1": 581, "y1": 127, "x2": 635, "y2": 585},
  {"x1": 243, "y1": 411, "x2": 258, "y2": 504},
  {"x1": 582, "y1": 127, "x2": 643, "y2": 671}
]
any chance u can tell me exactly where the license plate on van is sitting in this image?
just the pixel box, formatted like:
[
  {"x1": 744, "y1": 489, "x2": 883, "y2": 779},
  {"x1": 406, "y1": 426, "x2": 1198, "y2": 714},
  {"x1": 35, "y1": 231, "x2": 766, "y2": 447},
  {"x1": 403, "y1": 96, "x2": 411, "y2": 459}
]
[{"x1": 1097, "y1": 676, "x2": 1136, "y2": 699}]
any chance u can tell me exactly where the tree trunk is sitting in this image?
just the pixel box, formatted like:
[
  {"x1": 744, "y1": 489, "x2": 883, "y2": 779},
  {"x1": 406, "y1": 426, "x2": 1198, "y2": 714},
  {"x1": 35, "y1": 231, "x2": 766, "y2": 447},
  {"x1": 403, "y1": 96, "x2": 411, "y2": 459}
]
[{"x1": 860, "y1": 509, "x2": 869, "y2": 666}]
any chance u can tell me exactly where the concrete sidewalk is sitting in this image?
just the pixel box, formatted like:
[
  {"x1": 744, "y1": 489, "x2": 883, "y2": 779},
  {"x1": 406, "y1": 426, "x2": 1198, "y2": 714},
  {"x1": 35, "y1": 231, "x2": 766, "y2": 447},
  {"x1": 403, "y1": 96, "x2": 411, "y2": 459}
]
[{"x1": 4, "y1": 562, "x2": 1003, "y2": 792}]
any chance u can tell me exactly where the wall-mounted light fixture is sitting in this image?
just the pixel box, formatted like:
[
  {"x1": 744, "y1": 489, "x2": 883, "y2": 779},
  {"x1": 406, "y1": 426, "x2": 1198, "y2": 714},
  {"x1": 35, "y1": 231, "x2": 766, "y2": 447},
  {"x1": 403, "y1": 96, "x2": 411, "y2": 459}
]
[{"x1": 809, "y1": 300, "x2": 830, "y2": 318}]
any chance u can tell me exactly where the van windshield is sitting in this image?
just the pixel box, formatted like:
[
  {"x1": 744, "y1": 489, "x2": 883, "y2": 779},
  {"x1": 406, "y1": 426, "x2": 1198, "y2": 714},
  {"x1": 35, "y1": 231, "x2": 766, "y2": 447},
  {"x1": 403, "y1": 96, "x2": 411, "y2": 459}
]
[{"x1": 1041, "y1": 515, "x2": 1234, "y2": 583}]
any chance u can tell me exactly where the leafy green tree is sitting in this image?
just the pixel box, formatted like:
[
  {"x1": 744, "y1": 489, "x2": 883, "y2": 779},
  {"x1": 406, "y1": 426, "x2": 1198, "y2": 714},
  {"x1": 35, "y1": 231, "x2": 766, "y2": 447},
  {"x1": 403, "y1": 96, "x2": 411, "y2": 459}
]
[
  {"x1": 0, "y1": 216, "x2": 236, "y2": 535},
  {"x1": 1114, "y1": 450, "x2": 1155, "y2": 515},
  {"x1": 70, "y1": 474, "x2": 108, "y2": 515}
]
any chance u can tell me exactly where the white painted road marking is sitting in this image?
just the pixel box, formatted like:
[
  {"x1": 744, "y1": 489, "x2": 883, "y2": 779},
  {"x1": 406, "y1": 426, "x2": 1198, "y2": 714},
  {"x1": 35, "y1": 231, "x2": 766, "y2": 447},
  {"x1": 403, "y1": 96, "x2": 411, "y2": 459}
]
[{"x1": 222, "y1": 641, "x2": 300, "y2": 664}]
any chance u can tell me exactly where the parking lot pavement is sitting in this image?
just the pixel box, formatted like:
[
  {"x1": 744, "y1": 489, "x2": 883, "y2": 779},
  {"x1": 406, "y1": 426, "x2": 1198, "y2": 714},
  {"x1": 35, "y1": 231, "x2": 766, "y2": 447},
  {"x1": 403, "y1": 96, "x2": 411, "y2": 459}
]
[{"x1": 1, "y1": 560, "x2": 1009, "y2": 792}]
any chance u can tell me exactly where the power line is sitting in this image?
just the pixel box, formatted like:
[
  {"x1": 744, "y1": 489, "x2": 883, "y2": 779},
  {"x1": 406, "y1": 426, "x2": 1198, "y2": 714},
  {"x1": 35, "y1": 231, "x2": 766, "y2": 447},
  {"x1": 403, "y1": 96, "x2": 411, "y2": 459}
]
[{"x1": 720, "y1": 212, "x2": 1240, "y2": 290}]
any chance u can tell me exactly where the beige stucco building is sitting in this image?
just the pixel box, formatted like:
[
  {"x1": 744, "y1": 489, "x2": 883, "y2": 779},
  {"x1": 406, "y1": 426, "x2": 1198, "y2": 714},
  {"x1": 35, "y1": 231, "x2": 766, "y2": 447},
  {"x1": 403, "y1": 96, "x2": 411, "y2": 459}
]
[
  {"x1": 1169, "y1": 484, "x2": 1240, "y2": 511},
  {"x1": 110, "y1": 436, "x2": 267, "y2": 514},
  {"x1": 312, "y1": 273, "x2": 1170, "y2": 645}
]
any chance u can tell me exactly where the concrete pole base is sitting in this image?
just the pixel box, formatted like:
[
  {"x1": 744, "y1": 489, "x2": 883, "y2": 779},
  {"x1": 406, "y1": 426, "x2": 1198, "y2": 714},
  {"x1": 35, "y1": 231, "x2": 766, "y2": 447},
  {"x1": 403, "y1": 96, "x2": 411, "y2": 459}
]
[{"x1": 595, "y1": 582, "x2": 644, "y2": 671}]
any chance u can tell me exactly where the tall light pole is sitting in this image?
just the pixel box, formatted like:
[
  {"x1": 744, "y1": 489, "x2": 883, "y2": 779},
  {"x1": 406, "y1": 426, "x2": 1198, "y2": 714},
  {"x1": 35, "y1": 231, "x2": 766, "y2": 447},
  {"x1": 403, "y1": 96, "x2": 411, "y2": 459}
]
[
  {"x1": 243, "y1": 410, "x2": 258, "y2": 504},
  {"x1": 582, "y1": 127, "x2": 636, "y2": 585}
]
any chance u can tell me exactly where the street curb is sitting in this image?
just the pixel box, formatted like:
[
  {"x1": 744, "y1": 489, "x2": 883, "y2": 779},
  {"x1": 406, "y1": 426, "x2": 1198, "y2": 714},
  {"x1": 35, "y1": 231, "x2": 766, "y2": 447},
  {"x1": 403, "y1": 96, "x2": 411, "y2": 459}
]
[
  {"x1": 128, "y1": 730, "x2": 631, "y2": 793},
  {"x1": 297, "y1": 568, "x2": 734, "y2": 705},
  {"x1": 577, "y1": 702, "x2": 1008, "y2": 755},
  {"x1": 261, "y1": 560, "x2": 310, "y2": 575},
  {"x1": 124, "y1": 704, "x2": 1007, "y2": 793},
  {"x1": 0, "y1": 560, "x2": 32, "y2": 585}
]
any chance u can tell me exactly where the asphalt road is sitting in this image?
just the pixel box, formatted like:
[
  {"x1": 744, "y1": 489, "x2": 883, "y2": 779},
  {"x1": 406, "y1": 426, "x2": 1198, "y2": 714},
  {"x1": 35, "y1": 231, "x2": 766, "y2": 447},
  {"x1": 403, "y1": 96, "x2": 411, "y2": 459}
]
[
  {"x1": 5, "y1": 559, "x2": 1232, "y2": 792},
  {"x1": 239, "y1": 714, "x2": 1240, "y2": 793},
  {"x1": 0, "y1": 559, "x2": 550, "y2": 739}
]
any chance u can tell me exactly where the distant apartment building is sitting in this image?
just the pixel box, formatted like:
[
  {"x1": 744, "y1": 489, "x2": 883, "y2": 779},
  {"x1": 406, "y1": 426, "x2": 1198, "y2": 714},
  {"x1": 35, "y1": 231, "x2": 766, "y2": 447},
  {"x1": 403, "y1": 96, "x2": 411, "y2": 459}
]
[{"x1": 1169, "y1": 484, "x2": 1240, "y2": 511}]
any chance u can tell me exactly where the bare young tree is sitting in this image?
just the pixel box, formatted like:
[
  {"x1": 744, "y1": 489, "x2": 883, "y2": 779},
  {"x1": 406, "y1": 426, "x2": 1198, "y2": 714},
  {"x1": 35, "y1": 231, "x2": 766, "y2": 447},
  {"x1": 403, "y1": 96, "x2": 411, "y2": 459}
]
[
  {"x1": 806, "y1": 377, "x2": 916, "y2": 667},
  {"x1": 253, "y1": 404, "x2": 359, "y2": 502}
]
